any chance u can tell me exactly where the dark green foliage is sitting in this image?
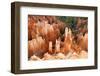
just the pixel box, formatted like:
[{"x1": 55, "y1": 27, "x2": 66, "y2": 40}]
[
  {"x1": 57, "y1": 16, "x2": 88, "y2": 35},
  {"x1": 57, "y1": 16, "x2": 77, "y2": 34}
]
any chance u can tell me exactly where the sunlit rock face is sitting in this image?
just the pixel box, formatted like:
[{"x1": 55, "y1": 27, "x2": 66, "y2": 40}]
[{"x1": 28, "y1": 16, "x2": 88, "y2": 60}]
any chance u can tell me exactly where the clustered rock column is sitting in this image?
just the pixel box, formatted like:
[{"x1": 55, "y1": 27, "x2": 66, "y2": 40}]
[{"x1": 28, "y1": 16, "x2": 88, "y2": 61}]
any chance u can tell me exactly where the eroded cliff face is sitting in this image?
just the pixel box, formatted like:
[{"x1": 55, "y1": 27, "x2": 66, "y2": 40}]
[{"x1": 28, "y1": 15, "x2": 88, "y2": 61}]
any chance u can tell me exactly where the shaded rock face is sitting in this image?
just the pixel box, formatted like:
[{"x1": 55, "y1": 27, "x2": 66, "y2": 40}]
[
  {"x1": 28, "y1": 37, "x2": 48, "y2": 58},
  {"x1": 28, "y1": 15, "x2": 88, "y2": 60},
  {"x1": 76, "y1": 33, "x2": 88, "y2": 51}
]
